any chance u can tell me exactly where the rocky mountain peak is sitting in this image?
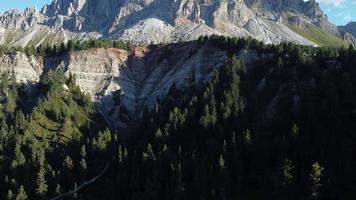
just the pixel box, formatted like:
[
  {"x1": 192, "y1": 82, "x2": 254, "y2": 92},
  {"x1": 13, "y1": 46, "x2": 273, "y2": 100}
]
[
  {"x1": 41, "y1": 0, "x2": 84, "y2": 16},
  {"x1": 0, "y1": 0, "x2": 353, "y2": 47},
  {"x1": 0, "y1": 7, "x2": 44, "y2": 31},
  {"x1": 341, "y1": 22, "x2": 356, "y2": 37}
]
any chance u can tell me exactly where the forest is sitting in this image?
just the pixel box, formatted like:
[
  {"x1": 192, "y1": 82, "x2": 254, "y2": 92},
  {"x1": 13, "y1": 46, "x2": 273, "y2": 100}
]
[
  {"x1": 0, "y1": 39, "x2": 131, "y2": 57},
  {"x1": 0, "y1": 36, "x2": 356, "y2": 200}
]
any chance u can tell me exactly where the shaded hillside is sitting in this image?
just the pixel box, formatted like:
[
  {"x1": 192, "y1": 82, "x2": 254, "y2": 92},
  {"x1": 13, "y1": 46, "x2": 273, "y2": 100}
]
[{"x1": 0, "y1": 38, "x2": 356, "y2": 199}]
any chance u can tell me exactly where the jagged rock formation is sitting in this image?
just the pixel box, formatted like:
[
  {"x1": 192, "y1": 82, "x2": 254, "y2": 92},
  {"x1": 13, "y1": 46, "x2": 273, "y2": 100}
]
[
  {"x1": 0, "y1": 0, "x2": 354, "y2": 47},
  {"x1": 0, "y1": 6, "x2": 98, "y2": 47},
  {"x1": 0, "y1": 43, "x2": 230, "y2": 127},
  {"x1": 340, "y1": 22, "x2": 356, "y2": 37},
  {"x1": 338, "y1": 22, "x2": 356, "y2": 46}
]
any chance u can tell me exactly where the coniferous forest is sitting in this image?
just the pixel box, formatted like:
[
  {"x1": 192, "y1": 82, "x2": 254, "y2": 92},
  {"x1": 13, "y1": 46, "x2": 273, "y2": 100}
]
[{"x1": 1, "y1": 36, "x2": 356, "y2": 200}]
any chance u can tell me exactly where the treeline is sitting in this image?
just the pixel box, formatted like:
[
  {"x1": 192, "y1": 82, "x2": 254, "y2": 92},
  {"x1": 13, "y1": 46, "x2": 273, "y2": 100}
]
[
  {"x1": 198, "y1": 34, "x2": 355, "y2": 59},
  {"x1": 0, "y1": 39, "x2": 132, "y2": 57}
]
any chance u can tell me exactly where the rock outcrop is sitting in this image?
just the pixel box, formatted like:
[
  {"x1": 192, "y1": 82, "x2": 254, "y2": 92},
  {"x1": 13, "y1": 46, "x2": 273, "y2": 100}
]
[
  {"x1": 1, "y1": 0, "x2": 352, "y2": 47},
  {"x1": 0, "y1": 52, "x2": 43, "y2": 85},
  {"x1": 340, "y1": 22, "x2": 356, "y2": 37},
  {"x1": 338, "y1": 22, "x2": 356, "y2": 46},
  {"x1": 0, "y1": 43, "x2": 229, "y2": 127}
]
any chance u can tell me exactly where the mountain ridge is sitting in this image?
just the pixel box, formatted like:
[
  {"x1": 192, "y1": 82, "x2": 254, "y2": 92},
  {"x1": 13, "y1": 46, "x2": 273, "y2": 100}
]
[
  {"x1": 340, "y1": 22, "x2": 356, "y2": 38},
  {"x1": 0, "y1": 0, "x2": 354, "y2": 47}
]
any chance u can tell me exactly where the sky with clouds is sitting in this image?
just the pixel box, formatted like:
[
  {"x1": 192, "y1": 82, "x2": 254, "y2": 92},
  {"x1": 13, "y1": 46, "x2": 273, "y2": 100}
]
[
  {"x1": 316, "y1": 0, "x2": 356, "y2": 25},
  {"x1": 0, "y1": 0, "x2": 355, "y2": 25}
]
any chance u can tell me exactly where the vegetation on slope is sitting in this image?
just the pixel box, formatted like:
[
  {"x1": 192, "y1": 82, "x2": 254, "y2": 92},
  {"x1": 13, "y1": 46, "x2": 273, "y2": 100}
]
[
  {"x1": 27, "y1": 71, "x2": 96, "y2": 144},
  {"x1": 286, "y1": 23, "x2": 348, "y2": 47},
  {"x1": 0, "y1": 36, "x2": 356, "y2": 200},
  {"x1": 0, "y1": 39, "x2": 132, "y2": 58}
]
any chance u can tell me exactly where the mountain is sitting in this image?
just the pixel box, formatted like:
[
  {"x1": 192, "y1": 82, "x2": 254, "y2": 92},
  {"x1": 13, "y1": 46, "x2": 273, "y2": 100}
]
[
  {"x1": 3, "y1": 1, "x2": 356, "y2": 199},
  {"x1": 340, "y1": 22, "x2": 356, "y2": 37},
  {"x1": 0, "y1": 41, "x2": 229, "y2": 127},
  {"x1": 0, "y1": 0, "x2": 353, "y2": 47}
]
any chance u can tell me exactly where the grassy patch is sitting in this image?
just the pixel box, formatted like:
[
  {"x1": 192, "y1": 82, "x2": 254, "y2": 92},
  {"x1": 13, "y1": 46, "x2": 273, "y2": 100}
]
[{"x1": 286, "y1": 23, "x2": 348, "y2": 47}]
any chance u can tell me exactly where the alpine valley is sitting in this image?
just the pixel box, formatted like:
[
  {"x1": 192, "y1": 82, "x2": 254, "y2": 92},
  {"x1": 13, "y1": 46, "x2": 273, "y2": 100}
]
[{"x1": 1, "y1": 0, "x2": 356, "y2": 200}]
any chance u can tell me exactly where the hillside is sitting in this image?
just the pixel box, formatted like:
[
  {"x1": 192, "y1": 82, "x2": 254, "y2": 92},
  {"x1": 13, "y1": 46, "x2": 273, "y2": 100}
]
[
  {"x1": 0, "y1": 37, "x2": 356, "y2": 199},
  {"x1": 0, "y1": 40, "x2": 229, "y2": 127},
  {"x1": 1, "y1": 0, "x2": 356, "y2": 199},
  {"x1": 286, "y1": 23, "x2": 348, "y2": 47}
]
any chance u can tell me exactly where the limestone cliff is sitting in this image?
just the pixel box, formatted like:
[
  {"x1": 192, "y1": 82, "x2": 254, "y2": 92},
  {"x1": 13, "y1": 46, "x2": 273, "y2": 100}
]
[
  {"x1": 0, "y1": 43, "x2": 228, "y2": 127},
  {"x1": 340, "y1": 22, "x2": 356, "y2": 38},
  {"x1": 1, "y1": 0, "x2": 352, "y2": 47}
]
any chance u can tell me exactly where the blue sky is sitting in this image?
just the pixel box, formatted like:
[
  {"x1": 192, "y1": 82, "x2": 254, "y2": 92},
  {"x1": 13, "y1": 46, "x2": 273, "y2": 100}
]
[
  {"x1": 316, "y1": 0, "x2": 356, "y2": 25},
  {"x1": 0, "y1": 0, "x2": 355, "y2": 25},
  {"x1": 0, "y1": 0, "x2": 52, "y2": 12}
]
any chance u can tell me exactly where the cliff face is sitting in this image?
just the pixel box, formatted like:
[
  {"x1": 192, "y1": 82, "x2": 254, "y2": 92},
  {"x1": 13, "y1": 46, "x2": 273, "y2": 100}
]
[
  {"x1": 0, "y1": 43, "x2": 228, "y2": 127},
  {"x1": 340, "y1": 22, "x2": 356, "y2": 37},
  {"x1": 0, "y1": 0, "x2": 349, "y2": 47},
  {"x1": 0, "y1": 52, "x2": 43, "y2": 83}
]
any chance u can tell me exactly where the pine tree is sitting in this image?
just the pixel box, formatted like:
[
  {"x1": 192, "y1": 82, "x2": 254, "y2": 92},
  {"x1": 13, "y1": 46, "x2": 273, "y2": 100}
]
[
  {"x1": 5, "y1": 92, "x2": 16, "y2": 114},
  {"x1": 63, "y1": 156, "x2": 74, "y2": 170},
  {"x1": 55, "y1": 184, "x2": 62, "y2": 195},
  {"x1": 163, "y1": 144, "x2": 168, "y2": 153},
  {"x1": 170, "y1": 162, "x2": 185, "y2": 197},
  {"x1": 15, "y1": 186, "x2": 27, "y2": 200},
  {"x1": 143, "y1": 143, "x2": 156, "y2": 161},
  {"x1": 277, "y1": 57, "x2": 283, "y2": 70},
  {"x1": 244, "y1": 129, "x2": 252, "y2": 145},
  {"x1": 155, "y1": 128, "x2": 163, "y2": 139},
  {"x1": 118, "y1": 144, "x2": 123, "y2": 163},
  {"x1": 281, "y1": 159, "x2": 294, "y2": 186},
  {"x1": 290, "y1": 124, "x2": 299, "y2": 139},
  {"x1": 36, "y1": 166, "x2": 48, "y2": 198},
  {"x1": 80, "y1": 145, "x2": 87, "y2": 158},
  {"x1": 7, "y1": 190, "x2": 14, "y2": 200},
  {"x1": 80, "y1": 158, "x2": 87, "y2": 170},
  {"x1": 310, "y1": 162, "x2": 324, "y2": 200},
  {"x1": 11, "y1": 144, "x2": 26, "y2": 169},
  {"x1": 73, "y1": 183, "x2": 78, "y2": 199},
  {"x1": 218, "y1": 155, "x2": 225, "y2": 169}
]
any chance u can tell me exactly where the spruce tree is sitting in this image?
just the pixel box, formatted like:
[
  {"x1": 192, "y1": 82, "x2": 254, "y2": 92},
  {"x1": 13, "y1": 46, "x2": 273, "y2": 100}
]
[
  {"x1": 36, "y1": 166, "x2": 48, "y2": 198},
  {"x1": 63, "y1": 156, "x2": 74, "y2": 170},
  {"x1": 244, "y1": 129, "x2": 252, "y2": 145},
  {"x1": 6, "y1": 190, "x2": 14, "y2": 200},
  {"x1": 80, "y1": 158, "x2": 87, "y2": 171},
  {"x1": 281, "y1": 159, "x2": 294, "y2": 186},
  {"x1": 15, "y1": 186, "x2": 27, "y2": 200},
  {"x1": 310, "y1": 162, "x2": 324, "y2": 200},
  {"x1": 80, "y1": 145, "x2": 87, "y2": 158}
]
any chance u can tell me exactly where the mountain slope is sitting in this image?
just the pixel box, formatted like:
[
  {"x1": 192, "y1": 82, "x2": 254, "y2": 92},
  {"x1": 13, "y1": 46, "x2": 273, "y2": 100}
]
[
  {"x1": 340, "y1": 22, "x2": 356, "y2": 38},
  {"x1": 0, "y1": 0, "x2": 353, "y2": 47},
  {"x1": 0, "y1": 41, "x2": 229, "y2": 127},
  {"x1": 286, "y1": 23, "x2": 348, "y2": 47},
  {"x1": 1, "y1": 37, "x2": 356, "y2": 200}
]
